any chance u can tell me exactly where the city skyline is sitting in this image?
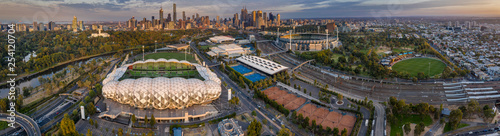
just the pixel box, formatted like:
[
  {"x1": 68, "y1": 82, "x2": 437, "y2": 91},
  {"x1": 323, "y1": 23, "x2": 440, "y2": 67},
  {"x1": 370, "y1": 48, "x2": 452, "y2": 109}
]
[{"x1": 1, "y1": 0, "x2": 500, "y2": 23}]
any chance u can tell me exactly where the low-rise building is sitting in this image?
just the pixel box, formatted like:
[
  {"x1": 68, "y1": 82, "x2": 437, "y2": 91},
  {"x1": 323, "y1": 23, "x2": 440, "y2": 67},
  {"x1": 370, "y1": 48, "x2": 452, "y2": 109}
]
[
  {"x1": 209, "y1": 36, "x2": 235, "y2": 44},
  {"x1": 206, "y1": 44, "x2": 251, "y2": 58},
  {"x1": 218, "y1": 118, "x2": 244, "y2": 136}
]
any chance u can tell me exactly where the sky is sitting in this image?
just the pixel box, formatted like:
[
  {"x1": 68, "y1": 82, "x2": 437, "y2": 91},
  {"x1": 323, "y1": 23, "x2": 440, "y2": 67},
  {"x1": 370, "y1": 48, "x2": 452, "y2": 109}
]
[{"x1": 1, "y1": 0, "x2": 500, "y2": 23}]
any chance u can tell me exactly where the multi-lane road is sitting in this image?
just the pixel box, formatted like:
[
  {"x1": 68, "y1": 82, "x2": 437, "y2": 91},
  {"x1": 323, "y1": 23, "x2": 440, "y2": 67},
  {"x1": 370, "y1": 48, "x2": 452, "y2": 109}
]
[{"x1": 0, "y1": 112, "x2": 41, "y2": 136}]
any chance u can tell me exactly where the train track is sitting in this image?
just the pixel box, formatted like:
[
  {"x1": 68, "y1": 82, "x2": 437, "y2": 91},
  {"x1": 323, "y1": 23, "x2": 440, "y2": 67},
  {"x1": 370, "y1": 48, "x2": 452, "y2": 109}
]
[{"x1": 272, "y1": 53, "x2": 448, "y2": 104}]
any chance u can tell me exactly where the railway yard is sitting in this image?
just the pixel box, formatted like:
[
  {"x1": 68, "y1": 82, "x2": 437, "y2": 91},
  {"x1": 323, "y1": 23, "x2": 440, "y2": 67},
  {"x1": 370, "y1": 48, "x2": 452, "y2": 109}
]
[{"x1": 256, "y1": 40, "x2": 500, "y2": 105}]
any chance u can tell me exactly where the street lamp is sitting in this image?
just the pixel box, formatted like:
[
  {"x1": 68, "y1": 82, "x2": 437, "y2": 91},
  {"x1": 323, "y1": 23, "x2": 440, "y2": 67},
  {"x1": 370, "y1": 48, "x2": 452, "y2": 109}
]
[
  {"x1": 155, "y1": 40, "x2": 157, "y2": 53},
  {"x1": 142, "y1": 45, "x2": 145, "y2": 61}
]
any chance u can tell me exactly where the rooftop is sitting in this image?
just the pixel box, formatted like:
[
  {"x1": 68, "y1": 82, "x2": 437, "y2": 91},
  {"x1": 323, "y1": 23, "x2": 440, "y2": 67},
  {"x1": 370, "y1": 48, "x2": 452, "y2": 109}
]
[{"x1": 236, "y1": 56, "x2": 288, "y2": 75}]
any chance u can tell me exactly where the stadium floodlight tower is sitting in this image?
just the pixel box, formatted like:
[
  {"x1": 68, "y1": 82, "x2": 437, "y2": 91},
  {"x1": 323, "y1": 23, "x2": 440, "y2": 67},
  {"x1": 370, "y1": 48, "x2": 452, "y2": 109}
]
[{"x1": 326, "y1": 29, "x2": 329, "y2": 50}]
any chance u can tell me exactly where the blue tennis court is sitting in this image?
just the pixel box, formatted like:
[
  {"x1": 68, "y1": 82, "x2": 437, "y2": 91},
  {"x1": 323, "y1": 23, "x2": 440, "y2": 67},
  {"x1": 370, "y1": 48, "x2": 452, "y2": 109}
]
[
  {"x1": 245, "y1": 73, "x2": 266, "y2": 82},
  {"x1": 231, "y1": 65, "x2": 252, "y2": 75}
]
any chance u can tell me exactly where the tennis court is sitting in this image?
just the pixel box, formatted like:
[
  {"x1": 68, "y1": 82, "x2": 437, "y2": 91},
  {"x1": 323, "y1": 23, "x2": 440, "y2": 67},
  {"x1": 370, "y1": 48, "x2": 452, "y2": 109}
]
[
  {"x1": 231, "y1": 65, "x2": 252, "y2": 75},
  {"x1": 245, "y1": 73, "x2": 266, "y2": 82}
]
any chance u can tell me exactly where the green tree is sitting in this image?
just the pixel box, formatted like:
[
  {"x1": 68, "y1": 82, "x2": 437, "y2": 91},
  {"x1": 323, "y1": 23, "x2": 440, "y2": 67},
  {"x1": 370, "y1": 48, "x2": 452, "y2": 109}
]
[
  {"x1": 277, "y1": 125, "x2": 293, "y2": 136},
  {"x1": 131, "y1": 114, "x2": 137, "y2": 126},
  {"x1": 414, "y1": 122, "x2": 425, "y2": 136},
  {"x1": 86, "y1": 129, "x2": 92, "y2": 136},
  {"x1": 150, "y1": 114, "x2": 156, "y2": 128},
  {"x1": 0, "y1": 98, "x2": 8, "y2": 113},
  {"x1": 247, "y1": 119, "x2": 262, "y2": 136},
  {"x1": 468, "y1": 99, "x2": 480, "y2": 117},
  {"x1": 144, "y1": 114, "x2": 149, "y2": 127},
  {"x1": 341, "y1": 128, "x2": 347, "y2": 136},
  {"x1": 118, "y1": 128, "x2": 124, "y2": 136},
  {"x1": 449, "y1": 109, "x2": 463, "y2": 130},
  {"x1": 333, "y1": 127, "x2": 339, "y2": 136},
  {"x1": 59, "y1": 114, "x2": 78, "y2": 136},
  {"x1": 404, "y1": 123, "x2": 411, "y2": 135}
]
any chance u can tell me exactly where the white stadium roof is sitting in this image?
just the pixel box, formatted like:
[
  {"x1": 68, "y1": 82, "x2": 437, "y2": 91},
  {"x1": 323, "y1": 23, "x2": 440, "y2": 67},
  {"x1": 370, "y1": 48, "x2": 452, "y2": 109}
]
[
  {"x1": 209, "y1": 36, "x2": 235, "y2": 43},
  {"x1": 102, "y1": 59, "x2": 221, "y2": 109},
  {"x1": 236, "y1": 56, "x2": 288, "y2": 75}
]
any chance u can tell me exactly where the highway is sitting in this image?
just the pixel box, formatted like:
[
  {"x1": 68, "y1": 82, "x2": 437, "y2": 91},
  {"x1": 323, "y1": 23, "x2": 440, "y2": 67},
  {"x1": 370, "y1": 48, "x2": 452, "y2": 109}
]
[{"x1": 0, "y1": 112, "x2": 41, "y2": 136}]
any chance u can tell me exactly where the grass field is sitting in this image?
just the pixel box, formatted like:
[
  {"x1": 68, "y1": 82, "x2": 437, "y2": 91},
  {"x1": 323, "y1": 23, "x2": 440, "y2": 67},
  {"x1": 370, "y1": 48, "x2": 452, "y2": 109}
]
[
  {"x1": 390, "y1": 114, "x2": 433, "y2": 136},
  {"x1": 144, "y1": 52, "x2": 196, "y2": 63},
  {"x1": 0, "y1": 121, "x2": 8, "y2": 131},
  {"x1": 392, "y1": 58, "x2": 446, "y2": 77},
  {"x1": 443, "y1": 123, "x2": 470, "y2": 133}
]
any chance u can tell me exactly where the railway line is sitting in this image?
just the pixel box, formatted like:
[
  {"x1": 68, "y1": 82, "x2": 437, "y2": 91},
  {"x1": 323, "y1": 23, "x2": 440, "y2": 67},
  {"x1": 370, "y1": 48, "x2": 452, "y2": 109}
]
[{"x1": 271, "y1": 53, "x2": 448, "y2": 104}]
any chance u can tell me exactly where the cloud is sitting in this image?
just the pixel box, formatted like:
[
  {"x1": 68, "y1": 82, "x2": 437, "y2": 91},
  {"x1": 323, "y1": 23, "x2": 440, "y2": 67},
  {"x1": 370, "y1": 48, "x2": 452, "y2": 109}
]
[{"x1": 0, "y1": 0, "x2": 498, "y2": 23}]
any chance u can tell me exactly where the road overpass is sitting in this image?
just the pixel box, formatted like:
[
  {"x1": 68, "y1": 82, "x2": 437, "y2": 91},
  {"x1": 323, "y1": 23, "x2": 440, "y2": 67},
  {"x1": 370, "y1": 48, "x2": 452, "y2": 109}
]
[{"x1": 0, "y1": 112, "x2": 41, "y2": 136}]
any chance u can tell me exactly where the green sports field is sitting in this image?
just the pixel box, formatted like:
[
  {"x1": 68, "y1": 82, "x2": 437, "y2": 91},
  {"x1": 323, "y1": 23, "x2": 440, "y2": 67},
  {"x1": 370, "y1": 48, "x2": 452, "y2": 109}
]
[
  {"x1": 392, "y1": 58, "x2": 446, "y2": 77},
  {"x1": 144, "y1": 52, "x2": 196, "y2": 63}
]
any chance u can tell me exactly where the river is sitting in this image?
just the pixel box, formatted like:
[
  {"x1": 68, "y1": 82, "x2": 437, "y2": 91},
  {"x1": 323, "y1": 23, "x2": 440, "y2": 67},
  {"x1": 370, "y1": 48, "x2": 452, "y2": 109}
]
[{"x1": 0, "y1": 55, "x2": 111, "y2": 98}]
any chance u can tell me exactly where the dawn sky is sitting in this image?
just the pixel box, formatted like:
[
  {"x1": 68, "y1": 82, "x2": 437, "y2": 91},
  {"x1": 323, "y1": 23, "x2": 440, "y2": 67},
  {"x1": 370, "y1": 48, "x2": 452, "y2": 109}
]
[{"x1": 1, "y1": 0, "x2": 500, "y2": 23}]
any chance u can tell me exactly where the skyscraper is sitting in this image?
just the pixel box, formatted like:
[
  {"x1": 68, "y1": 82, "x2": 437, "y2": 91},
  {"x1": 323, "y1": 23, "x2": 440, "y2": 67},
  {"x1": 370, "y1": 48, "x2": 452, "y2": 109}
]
[
  {"x1": 159, "y1": 6, "x2": 164, "y2": 27},
  {"x1": 33, "y1": 21, "x2": 38, "y2": 31},
  {"x1": 234, "y1": 13, "x2": 239, "y2": 27},
  {"x1": 167, "y1": 13, "x2": 171, "y2": 22},
  {"x1": 79, "y1": 20, "x2": 84, "y2": 31},
  {"x1": 183, "y1": 11, "x2": 186, "y2": 21},
  {"x1": 72, "y1": 16, "x2": 78, "y2": 31},
  {"x1": 48, "y1": 21, "x2": 55, "y2": 30},
  {"x1": 173, "y1": 3, "x2": 177, "y2": 23},
  {"x1": 276, "y1": 14, "x2": 281, "y2": 26},
  {"x1": 252, "y1": 11, "x2": 256, "y2": 27}
]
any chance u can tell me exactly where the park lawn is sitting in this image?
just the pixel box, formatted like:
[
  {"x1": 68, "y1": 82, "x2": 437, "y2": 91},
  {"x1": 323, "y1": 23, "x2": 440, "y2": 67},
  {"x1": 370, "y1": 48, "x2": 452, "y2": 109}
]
[
  {"x1": 144, "y1": 52, "x2": 196, "y2": 63},
  {"x1": 443, "y1": 123, "x2": 469, "y2": 133},
  {"x1": 331, "y1": 53, "x2": 347, "y2": 62},
  {"x1": 390, "y1": 114, "x2": 433, "y2": 136},
  {"x1": 0, "y1": 121, "x2": 8, "y2": 131},
  {"x1": 392, "y1": 58, "x2": 446, "y2": 77}
]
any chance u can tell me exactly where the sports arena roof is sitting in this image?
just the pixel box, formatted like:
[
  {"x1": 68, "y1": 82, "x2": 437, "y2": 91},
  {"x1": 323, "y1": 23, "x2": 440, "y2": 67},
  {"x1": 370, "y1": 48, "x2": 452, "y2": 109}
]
[
  {"x1": 209, "y1": 36, "x2": 235, "y2": 44},
  {"x1": 236, "y1": 56, "x2": 288, "y2": 75},
  {"x1": 102, "y1": 59, "x2": 221, "y2": 109}
]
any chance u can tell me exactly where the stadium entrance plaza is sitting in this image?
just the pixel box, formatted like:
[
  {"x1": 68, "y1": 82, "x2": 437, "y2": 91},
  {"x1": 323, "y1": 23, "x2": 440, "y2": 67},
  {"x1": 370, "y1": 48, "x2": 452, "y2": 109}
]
[{"x1": 99, "y1": 99, "x2": 219, "y2": 123}]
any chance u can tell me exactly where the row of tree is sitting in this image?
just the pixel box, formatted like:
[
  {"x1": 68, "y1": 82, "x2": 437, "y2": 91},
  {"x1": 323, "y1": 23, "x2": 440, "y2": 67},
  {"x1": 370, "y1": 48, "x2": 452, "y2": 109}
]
[{"x1": 291, "y1": 111, "x2": 348, "y2": 136}]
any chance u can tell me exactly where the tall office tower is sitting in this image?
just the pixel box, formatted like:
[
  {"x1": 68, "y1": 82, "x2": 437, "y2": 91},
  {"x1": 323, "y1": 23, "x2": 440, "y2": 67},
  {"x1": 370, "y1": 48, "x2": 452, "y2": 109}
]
[
  {"x1": 79, "y1": 21, "x2": 84, "y2": 31},
  {"x1": 448, "y1": 21, "x2": 452, "y2": 27},
  {"x1": 269, "y1": 12, "x2": 274, "y2": 22},
  {"x1": 39, "y1": 23, "x2": 44, "y2": 31},
  {"x1": 159, "y1": 6, "x2": 164, "y2": 26},
  {"x1": 182, "y1": 11, "x2": 186, "y2": 21},
  {"x1": 192, "y1": 15, "x2": 195, "y2": 21},
  {"x1": 276, "y1": 14, "x2": 281, "y2": 26},
  {"x1": 173, "y1": 3, "x2": 177, "y2": 23},
  {"x1": 252, "y1": 11, "x2": 256, "y2": 27},
  {"x1": 263, "y1": 12, "x2": 267, "y2": 26},
  {"x1": 240, "y1": 7, "x2": 246, "y2": 22},
  {"x1": 167, "y1": 13, "x2": 171, "y2": 22},
  {"x1": 256, "y1": 10, "x2": 262, "y2": 27},
  {"x1": 151, "y1": 16, "x2": 155, "y2": 27},
  {"x1": 234, "y1": 13, "x2": 239, "y2": 27},
  {"x1": 216, "y1": 16, "x2": 220, "y2": 27},
  {"x1": 48, "y1": 21, "x2": 55, "y2": 30},
  {"x1": 455, "y1": 21, "x2": 460, "y2": 27},
  {"x1": 128, "y1": 16, "x2": 137, "y2": 30},
  {"x1": 205, "y1": 16, "x2": 210, "y2": 26},
  {"x1": 72, "y1": 16, "x2": 78, "y2": 31}
]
